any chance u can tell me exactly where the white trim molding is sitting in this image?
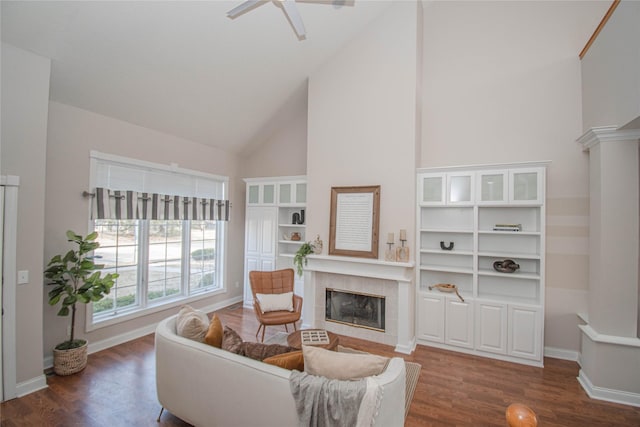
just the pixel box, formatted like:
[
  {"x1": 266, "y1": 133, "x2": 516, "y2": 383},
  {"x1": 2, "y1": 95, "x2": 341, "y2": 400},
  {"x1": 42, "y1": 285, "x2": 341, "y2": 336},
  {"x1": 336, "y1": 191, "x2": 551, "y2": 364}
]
[
  {"x1": 16, "y1": 375, "x2": 48, "y2": 398},
  {"x1": 544, "y1": 346, "x2": 580, "y2": 362},
  {"x1": 577, "y1": 126, "x2": 640, "y2": 151},
  {"x1": 578, "y1": 370, "x2": 640, "y2": 408}
]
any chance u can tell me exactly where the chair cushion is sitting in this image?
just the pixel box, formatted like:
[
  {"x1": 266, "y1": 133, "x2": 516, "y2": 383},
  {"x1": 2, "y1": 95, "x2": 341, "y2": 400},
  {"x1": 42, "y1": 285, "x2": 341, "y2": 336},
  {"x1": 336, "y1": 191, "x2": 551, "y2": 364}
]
[
  {"x1": 204, "y1": 314, "x2": 223, "y2": 348},
  {"x1": 302, "y1": 344, "x2": 389, "y2": 380},
  {"x1": 263, "y1": 350, "x2": 305, "y2": 371},
  {"x1": 176, "y1": 305, "x2": 209, "y2": 342},
  {"x1": 256, "y1": 291, "x2": 294, "y2": 313}
]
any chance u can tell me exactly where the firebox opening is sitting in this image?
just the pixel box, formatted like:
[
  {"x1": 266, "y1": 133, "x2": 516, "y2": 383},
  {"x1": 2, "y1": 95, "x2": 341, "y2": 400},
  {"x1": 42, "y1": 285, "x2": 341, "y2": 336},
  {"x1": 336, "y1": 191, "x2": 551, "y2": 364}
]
[{"x1": 325, "y1": 288, "x2": 385, "y2": 332}]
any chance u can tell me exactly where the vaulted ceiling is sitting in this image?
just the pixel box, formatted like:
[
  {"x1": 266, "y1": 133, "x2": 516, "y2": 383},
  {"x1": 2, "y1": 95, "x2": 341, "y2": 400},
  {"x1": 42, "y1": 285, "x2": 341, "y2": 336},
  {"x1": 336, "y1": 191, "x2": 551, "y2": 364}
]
[{"x1": 1, "y1": 0, "x2": 393, "y2": 154}]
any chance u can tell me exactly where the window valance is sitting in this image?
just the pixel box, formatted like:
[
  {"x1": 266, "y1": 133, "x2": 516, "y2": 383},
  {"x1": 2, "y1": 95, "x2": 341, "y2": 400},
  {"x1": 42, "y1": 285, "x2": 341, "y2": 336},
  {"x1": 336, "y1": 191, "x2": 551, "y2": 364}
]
[{"x1": 91, "y1": 187, "x2": 230, "y2": 221}]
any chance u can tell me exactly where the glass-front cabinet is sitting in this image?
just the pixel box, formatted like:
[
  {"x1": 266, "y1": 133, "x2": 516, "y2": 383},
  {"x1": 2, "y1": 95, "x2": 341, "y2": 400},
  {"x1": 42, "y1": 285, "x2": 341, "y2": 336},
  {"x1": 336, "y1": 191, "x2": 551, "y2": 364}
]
[
  {"x1": 419, "y1": 172, "x2": 474, "y2": 206},
  {"x1": 278, "y1": 181, "x2": 307, "y2": 206},
  {"x1": 247, "y1": 182, "x2": 276, "y2": 205},
  {"x1": 477, "y1": 168, "x2": 543, "y2": 205}
]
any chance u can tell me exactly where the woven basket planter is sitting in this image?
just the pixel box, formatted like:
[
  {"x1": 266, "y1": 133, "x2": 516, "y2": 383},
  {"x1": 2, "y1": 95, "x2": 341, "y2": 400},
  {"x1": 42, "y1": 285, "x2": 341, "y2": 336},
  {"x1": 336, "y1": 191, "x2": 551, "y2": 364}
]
[{"x1": 53, "y1": 340, "x2": 88, "y2": 376}]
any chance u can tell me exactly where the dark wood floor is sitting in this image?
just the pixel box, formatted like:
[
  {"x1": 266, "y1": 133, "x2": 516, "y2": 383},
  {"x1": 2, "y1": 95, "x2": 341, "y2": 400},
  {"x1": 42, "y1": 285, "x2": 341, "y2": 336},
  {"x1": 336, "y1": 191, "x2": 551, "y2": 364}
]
[{"x1": 2, "y1": 304, "x2": 640, "y2": 426}]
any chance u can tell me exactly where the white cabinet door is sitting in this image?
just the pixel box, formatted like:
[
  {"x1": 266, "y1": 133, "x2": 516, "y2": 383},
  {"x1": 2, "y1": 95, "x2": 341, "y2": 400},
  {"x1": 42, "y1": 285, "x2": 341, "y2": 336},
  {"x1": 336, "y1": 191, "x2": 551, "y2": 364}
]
[
  {"x1": 243, "y1": 207, "x2": 277, "y2": 306},
  {"x1": 508, "y1": 305, "x2": 542, "y2": 361},
  {"x1": 509, "y1": 168, "x2": 543, "y2": 205},
  {"x1": 247, "y1": 183, "x2": 277, "y2": 205},
  {"x1": 419, "y1": 173, "x2": 446, "y2": 205},
  {"x1": 417, "y1": 294, "x2": 445, "y2": 342},
  {"x1": 475, "y1": 301, "x2": 508, "y2": 354},
  {"x1": 447, "y1": 173, "x2": 474, "y2": 206},
  {"x1": 476, "y1": 170, "x2": 508, "y2": 205},
  {"x1": 444, "y1": 298, "x2": 474, "y2": 348}
]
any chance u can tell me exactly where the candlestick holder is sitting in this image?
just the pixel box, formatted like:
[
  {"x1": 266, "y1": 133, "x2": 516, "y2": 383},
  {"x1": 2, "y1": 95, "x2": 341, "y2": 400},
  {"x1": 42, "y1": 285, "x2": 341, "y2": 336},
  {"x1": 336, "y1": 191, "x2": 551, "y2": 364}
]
[
  {"x1": 385, "y1": 242, "x2": 396, "y2": 262},
  {"x1": 396, "y1": 238, "x2": 410, "y2": 262}
]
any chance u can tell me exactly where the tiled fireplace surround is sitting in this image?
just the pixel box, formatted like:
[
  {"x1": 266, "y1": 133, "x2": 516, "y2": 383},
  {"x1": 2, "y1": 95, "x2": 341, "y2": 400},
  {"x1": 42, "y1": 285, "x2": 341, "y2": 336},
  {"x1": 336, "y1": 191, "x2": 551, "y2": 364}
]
[{"x1": 302, "y1": 255, "x2": 415, "y2": 354}]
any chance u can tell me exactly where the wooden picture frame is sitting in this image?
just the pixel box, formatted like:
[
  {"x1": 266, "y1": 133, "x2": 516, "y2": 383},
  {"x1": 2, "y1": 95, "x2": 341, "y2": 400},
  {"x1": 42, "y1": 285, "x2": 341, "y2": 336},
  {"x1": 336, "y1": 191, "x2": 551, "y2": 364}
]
[{"x1": 329, "y1": 185, "x2": 380, "y2": 258}]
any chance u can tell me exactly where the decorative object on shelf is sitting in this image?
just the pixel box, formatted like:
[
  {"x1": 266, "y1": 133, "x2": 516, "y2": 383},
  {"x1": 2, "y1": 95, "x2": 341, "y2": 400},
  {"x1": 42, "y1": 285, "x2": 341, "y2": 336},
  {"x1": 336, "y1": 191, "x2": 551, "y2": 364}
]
[
  {"x1": 312, "y1": 235, "x2": 323, "y2": 254},
  {"x1": 293, "y1": 242, "x2": 314, "y2": 277},
  {"x1": 428, "y1": 283, "x2": 464, "y2": 302},
  {"x1": 493, "y1": 223, "x2": 522, "y2": 232},
  {"x1": 440, "y1": 241, "x2": 454, "y2": 251},
  {"x1": 44, "y1": 230, "x2": 119, "y2": 375},
  {"x1": 292, "y1": 209, "x2": 305, "y2": 225},
  {"x1": 282, "y1": 233, "x2": 289, "y2": 241},
  {"x1": 396, "y1": 229, "x2": 410, "y2": 262},
  {"x1": 385, "y1": 232, "x2": 396, "y2": 262},
  {"x1": 493, "y1": 259, "x2": 520, "y2": 273},
  {"x1": 290, "y1": 232, "x2": 301, "y2": 241}
]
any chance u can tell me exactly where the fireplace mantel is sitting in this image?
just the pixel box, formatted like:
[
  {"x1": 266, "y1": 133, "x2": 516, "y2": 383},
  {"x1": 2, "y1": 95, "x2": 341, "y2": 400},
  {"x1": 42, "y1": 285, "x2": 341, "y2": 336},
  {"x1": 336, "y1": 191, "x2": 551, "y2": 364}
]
[
  {"x1": 304, "y1": 255, "x2": 414, "y2": 282},
  {"x1": 302, "y1": 255, "x2": 416, "y2": 354}
]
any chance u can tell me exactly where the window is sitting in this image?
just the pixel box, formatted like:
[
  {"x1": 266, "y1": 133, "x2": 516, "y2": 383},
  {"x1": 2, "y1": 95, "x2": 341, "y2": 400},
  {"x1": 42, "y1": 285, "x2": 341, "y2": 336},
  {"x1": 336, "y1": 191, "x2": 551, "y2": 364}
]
[{"x1": 88, "y1": 152, "x2": 228, "y2": 327}]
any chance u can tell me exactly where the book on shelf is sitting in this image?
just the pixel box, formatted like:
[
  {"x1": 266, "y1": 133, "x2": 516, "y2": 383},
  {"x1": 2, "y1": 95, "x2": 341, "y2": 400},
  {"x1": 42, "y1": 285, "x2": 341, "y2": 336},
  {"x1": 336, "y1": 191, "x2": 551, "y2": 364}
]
[{"x1": 493, "y1": 223, "x2": 522, "y2": 232}]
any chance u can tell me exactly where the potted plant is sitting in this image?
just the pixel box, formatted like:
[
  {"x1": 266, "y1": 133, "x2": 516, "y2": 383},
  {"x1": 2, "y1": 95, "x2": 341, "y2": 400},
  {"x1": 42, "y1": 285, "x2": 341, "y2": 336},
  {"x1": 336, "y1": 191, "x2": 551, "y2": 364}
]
[
  {"x1": 44, "y1": 230, "x2": 118, "y2": 375},
  {"x1": 293, "y1": 242, "x2": 315, "y2": 277}
]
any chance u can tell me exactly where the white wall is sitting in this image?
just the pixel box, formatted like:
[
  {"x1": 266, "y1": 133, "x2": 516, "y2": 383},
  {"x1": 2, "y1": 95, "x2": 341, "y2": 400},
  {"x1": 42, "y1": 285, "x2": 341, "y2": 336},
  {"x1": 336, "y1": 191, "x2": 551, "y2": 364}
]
[
  {"x1": 307, "y1": 2, "x2": 420, "y2": 260},
  {"x1": 240, "y1": 83, "x2": 308, "y2": 179},
  {"x1": 43, "y1": 101, "x2": 245, "y2": 358},
  {"x1": 1, "y1": 43, "x2": 50, "y2": 385},
  {"x1": 420, "y1": 0, "x2": 610, "y2": 353},
  {"x1": 581, "y1": 0, "x2": 640, "y2": 131}
]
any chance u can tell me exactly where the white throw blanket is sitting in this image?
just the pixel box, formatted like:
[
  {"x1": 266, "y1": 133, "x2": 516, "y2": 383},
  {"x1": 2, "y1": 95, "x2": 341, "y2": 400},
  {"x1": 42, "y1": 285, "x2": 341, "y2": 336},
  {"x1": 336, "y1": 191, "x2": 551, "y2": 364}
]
[{"x1": 289, "y1": 371, "x2": 382, "y2": 427}]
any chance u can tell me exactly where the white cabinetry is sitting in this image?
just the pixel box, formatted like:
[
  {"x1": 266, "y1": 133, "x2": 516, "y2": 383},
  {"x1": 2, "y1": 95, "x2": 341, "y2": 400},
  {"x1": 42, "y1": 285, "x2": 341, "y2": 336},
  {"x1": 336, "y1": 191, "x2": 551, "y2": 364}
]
[
  {"x1": 416, "y1": 163, "x2": 546, "y2": 366},
  {"x1": 244, "y1": 176, "x2": 307, "y2": 306}
]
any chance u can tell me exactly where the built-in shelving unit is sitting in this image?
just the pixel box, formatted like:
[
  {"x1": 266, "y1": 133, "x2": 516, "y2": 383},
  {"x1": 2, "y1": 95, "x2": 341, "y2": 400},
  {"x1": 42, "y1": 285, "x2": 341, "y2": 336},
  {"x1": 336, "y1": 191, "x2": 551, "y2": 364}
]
[
  {"x1": 416, "y1": 162, "x2": 547, "y2": 366},
  {"x1": 243, "y1": 176, "x2": 307, "y2": 307}
]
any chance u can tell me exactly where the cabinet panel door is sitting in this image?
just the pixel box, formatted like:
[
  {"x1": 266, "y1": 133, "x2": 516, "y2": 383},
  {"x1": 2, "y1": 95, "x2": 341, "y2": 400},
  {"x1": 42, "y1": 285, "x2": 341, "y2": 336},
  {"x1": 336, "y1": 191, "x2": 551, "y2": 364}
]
[
  {"x1": 508, "y1": 305, "x2": 542, "y2": 360},
  {"x1": 475, "y1": 301, "x2": 507, "y2": 354},
  {"x1": 477, "y1": 170, "x2": 508, "y2": 204},
  {"x1": 295, "y1": 183, "x2": 307, "y2": 204},
  {"x1": 420, "y1": 174, "x2": 445, "y2": 205},
  {"x1": 279, "y1": 183, "x2": 292, "y2": 204},
  {"x1": 509, "y1": 168, "x2": 543, "y2": 205},
  {"x1": 417, "y1": 294, "x2": 444, "y2": 342},
  {"x1": 445, "y1": 299, "x2": 474, "y2": 348},
  {"x1": 447, "y1": 173, "x2": 474, "y2": 205}
]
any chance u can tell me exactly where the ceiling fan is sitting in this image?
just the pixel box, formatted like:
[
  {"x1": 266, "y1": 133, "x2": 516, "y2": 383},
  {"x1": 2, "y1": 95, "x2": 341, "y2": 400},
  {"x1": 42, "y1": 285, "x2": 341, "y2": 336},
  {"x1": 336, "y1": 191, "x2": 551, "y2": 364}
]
[{"x1": 226, "y1": 0, "x2": 317, "y2": 39}]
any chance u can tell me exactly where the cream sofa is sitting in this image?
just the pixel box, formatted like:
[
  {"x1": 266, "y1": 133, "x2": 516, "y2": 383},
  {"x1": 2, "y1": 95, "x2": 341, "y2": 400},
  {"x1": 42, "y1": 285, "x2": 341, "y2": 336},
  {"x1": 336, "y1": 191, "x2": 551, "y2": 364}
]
[{"x1": 155, "y1": 315, "x2": 407, "y2": 426}]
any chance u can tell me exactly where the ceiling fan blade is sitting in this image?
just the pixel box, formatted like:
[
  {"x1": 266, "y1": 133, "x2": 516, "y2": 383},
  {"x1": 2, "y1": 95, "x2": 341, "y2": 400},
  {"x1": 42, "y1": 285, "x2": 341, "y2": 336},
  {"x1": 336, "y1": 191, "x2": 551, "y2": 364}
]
[
  {"x1": 227, "y1": 0, "x2": 262, "y2": 18},
  {"x1": 281, "y1": 0, "x2": 306, "y2": 38}
]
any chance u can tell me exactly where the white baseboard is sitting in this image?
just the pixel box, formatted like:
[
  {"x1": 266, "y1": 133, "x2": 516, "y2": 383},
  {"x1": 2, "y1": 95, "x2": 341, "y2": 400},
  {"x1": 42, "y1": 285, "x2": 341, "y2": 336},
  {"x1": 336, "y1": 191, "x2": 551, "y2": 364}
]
[
  {"x1": 578, "y1": 370, "x2": 640, "y2": 408},
  {"x1": 395, "y1": 337, "x2": 417, "y2": 355},
  {"x1": 16, "y1": 375, "x2": 48, "y2": 397},
  {"x1": 44, "y1": 295, "x2": 244, "y2": 369},
  {"x1": 544, "y1": 346, "x2": 580, "y2": 361}
]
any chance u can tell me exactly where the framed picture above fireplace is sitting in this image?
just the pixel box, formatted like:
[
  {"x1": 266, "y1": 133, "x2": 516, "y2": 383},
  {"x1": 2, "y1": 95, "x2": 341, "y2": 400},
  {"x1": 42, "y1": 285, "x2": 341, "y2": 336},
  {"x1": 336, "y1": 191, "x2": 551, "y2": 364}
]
[{"x1": 329, "y1": 185, "x2": 380, "y2": 258}]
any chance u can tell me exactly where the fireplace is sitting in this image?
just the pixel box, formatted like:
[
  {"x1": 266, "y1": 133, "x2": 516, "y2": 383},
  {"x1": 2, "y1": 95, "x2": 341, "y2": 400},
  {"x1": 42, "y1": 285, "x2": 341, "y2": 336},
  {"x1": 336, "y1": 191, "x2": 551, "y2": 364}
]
[{"x1": 326, "y1": 289, "x2": 385, "y2": 332}]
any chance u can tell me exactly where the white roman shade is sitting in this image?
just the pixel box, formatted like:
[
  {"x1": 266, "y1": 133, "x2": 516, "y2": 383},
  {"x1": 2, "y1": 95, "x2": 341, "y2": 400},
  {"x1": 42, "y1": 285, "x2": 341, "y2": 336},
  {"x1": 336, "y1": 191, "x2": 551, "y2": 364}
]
[{"x1": 89, "y1": 151, "x2": 229, "y2": 221}]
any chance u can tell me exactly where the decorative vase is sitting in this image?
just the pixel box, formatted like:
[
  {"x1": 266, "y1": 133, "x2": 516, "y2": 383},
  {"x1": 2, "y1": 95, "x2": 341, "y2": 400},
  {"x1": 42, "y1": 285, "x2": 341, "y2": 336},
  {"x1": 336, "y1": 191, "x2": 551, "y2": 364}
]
[
  {"x1": 312, "y1": 235, "x2": 323, "y2": 254},
  {"x1": 291, "y1": 232, "x2": 301, "y2": 241},
  {"x1": 53, "y1": 340, "x2": 88, "y2": 376},
  {"x1": 292, "y1": 212, "x2": 300, "y2": 224},
  {"x1": 298, "y1": 209, "x2": 305, "y2": 225}
]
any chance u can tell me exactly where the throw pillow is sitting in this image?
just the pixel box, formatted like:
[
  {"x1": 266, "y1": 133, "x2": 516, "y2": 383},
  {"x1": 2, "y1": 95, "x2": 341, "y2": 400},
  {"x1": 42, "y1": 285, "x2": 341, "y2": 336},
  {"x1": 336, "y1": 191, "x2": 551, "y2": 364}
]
[
  {"x1": 176, "y1": 305, "x2": 209, "y2": 342},
  {"x1": 256, "y1": 291, "x2": 294, "y2": 313},
  {"x1": 240, "y1": 342, "x2": 296, "y2": 361},
  {"x1": 302, "y1": 345, "x2": 389, "y2": 380},
  {"x1": 221, "y1": 326, "x2": 244, "y2": 354},
  {"x1": 204, "y1": 314, "x2": 223, "y2": 348},
  {"x1": 263, "y1": 350, "x2": 305, "y2": 371}
]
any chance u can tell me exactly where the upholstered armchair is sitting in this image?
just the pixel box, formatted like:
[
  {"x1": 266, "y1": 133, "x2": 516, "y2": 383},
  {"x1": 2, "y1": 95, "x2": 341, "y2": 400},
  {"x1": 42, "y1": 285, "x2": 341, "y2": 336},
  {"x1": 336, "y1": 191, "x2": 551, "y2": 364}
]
[{"x1": 249, "y1": 269, "x2": 303, "y2": 342}]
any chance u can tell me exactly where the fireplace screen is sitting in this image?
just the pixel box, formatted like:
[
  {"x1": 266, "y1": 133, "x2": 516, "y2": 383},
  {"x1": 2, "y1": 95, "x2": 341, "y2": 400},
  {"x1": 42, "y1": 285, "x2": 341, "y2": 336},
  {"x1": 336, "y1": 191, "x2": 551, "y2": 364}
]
[{"x1": 325, "y1": 289, "x2": 385, "y2": 332}]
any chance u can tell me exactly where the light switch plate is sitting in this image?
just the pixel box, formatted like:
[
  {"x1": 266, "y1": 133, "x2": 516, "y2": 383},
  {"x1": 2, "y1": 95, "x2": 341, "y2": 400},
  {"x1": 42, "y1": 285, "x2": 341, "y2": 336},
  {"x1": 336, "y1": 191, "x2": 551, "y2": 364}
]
[{"x1": 17, "y1": 270, "x2": 29, "y2": 284}]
